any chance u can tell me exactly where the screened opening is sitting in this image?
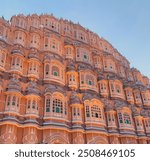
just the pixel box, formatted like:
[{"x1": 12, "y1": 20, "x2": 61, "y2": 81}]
[
  {"x1": 88, "y1": 80, "x2": 92, "y2": 85},
  {"x1": 53, "y1": 71, "x2": 58, "y2": 76},
  {"x1": 32, "y1": 100, "x2": 36, "y2": 109},
  {"x1": 12, "y1": 96, "x2": 16, "y2": 106},
  {"x1": 84, "y1": 54, "x2": 87, "y2": 59},
  {"x1": 46, "y1": 98, "x2": 50, "y2": 112},
  {"x1": 52, "y1": 66, "x2": 59, "y2": 76},
  {"x1": 95, "y1": 113, "x2": 98, "y2": 118},
  {"x1": 86, "y1": 106, "x2": 90, "y2": 117},
  {"x1": 53, "y1": 98, "x2": 63, "y2": 114}
]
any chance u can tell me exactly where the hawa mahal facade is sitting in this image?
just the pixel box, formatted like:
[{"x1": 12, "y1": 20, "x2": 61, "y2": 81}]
[{"x1": 0, "y1": 14, "x2": 150, "y2": 144}]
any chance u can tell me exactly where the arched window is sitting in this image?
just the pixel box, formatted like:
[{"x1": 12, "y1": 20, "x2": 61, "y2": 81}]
[
  {"x1": 65, "y1": 46, "x2": 73, "y2": 59},
  {"x1": 109, "y1": 80, "x2": 124, "y2": 99},
  {"x1": 49, "y1": 38, "x2": 61, "y2": 54},
  {"x1": 26, "y1": 98, "x2": 38, "y2": 115},
  {"x1": 52, "y1": 66, "x2": 59, "y2": 76},
  {"x1": 51, "y1": 39, "x2": 56, "y2": 49},
  {"x1": 86, "y1": 75, "x2": 94, "y2": 86},
  {"x1": 28, "y1": 61, "x2": 39, "y2": 76},
  {"x1": 44, "y1": 37, "x2": 49, "y2": 48},
  {"x1": 76, "y1": 48, "x2": 91, "y2": 63},
  {"x1": 118, "y1": 110, "x2": 132, "y2": 127},
  {"x1": 73, "y1": 107, "x2": 80, "y2": 116},
  {"x1": 32, "y1": 100, "x2": 36, "y2": 109},
  {"x1": 116, "y1": 84, "x2": 121, "y2": 93},
  {"x1": 52, "y1": 98, "x2": 63, "y2": 113},
  {"x1": 5, "y1": 95, "x2": 20, "y2": 112},
  {"x1": 104, "y1": 58, "x2": 116, "y2": 72},
  {"x1": 80, "y1": 71, "x2": 97, "y2": 92},
  {"x1": 17, "y1": 97, "x2": 19, "y2": 107},
  {"x1": 44, "y1": 92, "x2": 67, "y2": 118},
  {"x1": 16, "y1": 57, "x2": 20, "y2": 66},
  {"x1": 15, "y1": 31, "x2": 25, "y2": 45},
  {"x1": 12, "y1": 96, "x2": 16, "y2": 106},
  {"x1": 7, "y1": 96, "x2": 11, "y2": 106},
  {"x1": 91, "y1": 105, "x2": 102, "y2": 119},
  {"x1": 123, "y1": 113, "x2": 131, "y2": 124},
  {"x1": 84, "y1": 100, "x2": 105, "y2": 123},
  {"x1": 100, "y1": 82, "x2": 107, "y2": 91},
  {"x1": 46, "y1": 98, "x2": 50, "y2": 112},
  {"x1": 81, "y1": 74, "x2": 84, "y2": 84},
  {"x1": 86, "y1": 105, "x2": 90, "y2": 117},
  {"x1": 12, "y1": 57, "x2": 15, "y2": 66},
  {"x1": 27, "y1": 100, "x2": 31, "y2": 108},
  {"x1": 11, "y1": 56, "x2": 22, "y2": 69},
  {"x1": 118, "y1": 112, "x2": 123, "y2": 123},
  {"x1": 32, "y1": 18, "x2": 39, "y2": 28},
  {"x1": 45, "y1": 64, "x2": 49, "y2": 75},
  {"x1": 110, "y1": 83, "x2": 115, "y2": 92}
]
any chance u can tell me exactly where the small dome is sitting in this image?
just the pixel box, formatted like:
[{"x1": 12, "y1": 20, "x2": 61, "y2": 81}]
[
  {"x1": 70, "y1": 92, "x2": 81, "y2": 104},
  {"x1": 141, "y1": 109, "x2": 149, "y2": 117},
  {"x1": 7, "y1": 77, "x2": 21, "y2": 92},
  {"x1": 26, "y1": 81, "x2": 40, "y2": 95},
  {"x1": 131, "y1": 106, "x2": 140, "y2": 117},
  {"x1": 44, "y1": 54, "x2": 51, "y2": 61},
  {"x1": 45, "y1": 84, "x2": 65, "y2": 95},
  {"x1": 78, "y1": 63, "x2": 92, "y2": 70},
  {"x1": 28, "y1": 52, "x2": 40, "y2": 60},
  {"x1": 66, "y1": 62, "x2": 76, "y2": 71}
]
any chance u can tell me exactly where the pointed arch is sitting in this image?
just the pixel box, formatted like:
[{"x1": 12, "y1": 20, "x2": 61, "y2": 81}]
[
  {"x1": 88, "y1": 136, "x2": 108, "y2": 144},
  {"x1": 44, "y1": 135, "x2": 69, "y2": 144}
]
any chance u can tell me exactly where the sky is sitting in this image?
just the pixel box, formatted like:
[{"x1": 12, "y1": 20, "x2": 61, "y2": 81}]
[{"x1": 0, "y1": 0, "x2": 150, "y2": 77}]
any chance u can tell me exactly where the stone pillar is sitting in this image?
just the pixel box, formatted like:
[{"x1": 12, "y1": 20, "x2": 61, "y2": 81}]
[
  {"x1": 22, "y1": 127, "x2": 38, "y2": 144},
  {"x1": 0, "y1": 124, "x2": 17, "y2": 144}
]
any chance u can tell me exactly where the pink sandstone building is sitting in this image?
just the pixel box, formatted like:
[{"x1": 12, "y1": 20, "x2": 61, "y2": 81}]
[{"x1": 0, "y1": 14, "x2": 150, "y2": 144}]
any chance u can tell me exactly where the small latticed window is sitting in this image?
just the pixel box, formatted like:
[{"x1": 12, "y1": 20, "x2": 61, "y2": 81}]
[
  {"x1": 88, "y1": 80, "x2": 92, "y2": 85},
  {"x1": 46, "y1": 98, "x2": 50, "y2": 112},
  {"x1": 86, "y1": 106, "x2": 90, "y2": 117},
  {"x1": 91, "y1": 105, "x2": 102, "y2": 118},
  {"x1": 53, "y1": 99, "x2": 63, "y2": 114},
  {"x1": 52, "y1": 66, "x2": 59, "y2": 76},
  {"x1": 84, "y1": 54, "x2": 87, "y2": 59},
  {"x1": 73, "y1": 107, "x2": 80, "y2": 116},
  {"x1": 12, "y1": 96, "x2": 16, "y2": 106},
  {"x1": 28, "y1": 100, "x2": 31, "y2": 108},
  {"x1": 32, "y1": 100, "x2": 36, "y2": 109},
  {"x1": 118, "y1": 112, "x2": 123, "y2": 123},
  {"x1": 45, "y1": 64, "x2": 49, "y2": 75},
  {"x1": 116, "y1": 85, "x2": 121, "y2": 93},
  {"x1": 53, "y1": 71, "x2": 58, "y2": 76},
  {"x1": 7, "y1": 96, "x2": 11, "y2": 106},
  {"x1": 123, "y1": 113, "x2": 131, "y2": 124}
]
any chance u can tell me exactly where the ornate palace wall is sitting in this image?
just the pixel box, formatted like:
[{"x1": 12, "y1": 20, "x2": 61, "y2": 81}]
[{"x1": 0, "y1": 14, "x2": 150, "y2": 144}]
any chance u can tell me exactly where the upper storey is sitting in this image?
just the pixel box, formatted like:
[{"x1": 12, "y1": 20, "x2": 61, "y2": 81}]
[
  {"x1": 0, "y1": 14, "x2": 130, "y2": 68},
  {"x1": 0, "y1": 14, "x2": 149, "y2": 86}
]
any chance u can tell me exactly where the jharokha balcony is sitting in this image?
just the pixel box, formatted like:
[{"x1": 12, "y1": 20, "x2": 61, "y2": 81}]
[{"x1": 0, "y1": 14, "x2": 150, "y2": 144}]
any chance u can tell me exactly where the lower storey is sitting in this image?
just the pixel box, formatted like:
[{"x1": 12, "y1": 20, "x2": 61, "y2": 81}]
[{"x1": 0, "y1": 124, "x2": 149, "y2": 144}]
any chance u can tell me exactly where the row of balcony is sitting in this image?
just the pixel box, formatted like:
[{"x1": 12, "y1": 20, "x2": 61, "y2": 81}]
[{"x1": 2, "y1": 103, "x2": 150, "y2": 135}]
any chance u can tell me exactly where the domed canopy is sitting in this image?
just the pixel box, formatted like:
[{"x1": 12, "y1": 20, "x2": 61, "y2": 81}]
[
  {"x1": 141, "y1": 109, "x2": 150, "y2": 117},
  {"x1": 7, "y1": 77, "x2": 21, "y2": 92},
  {"x1": 44, "y1": 84, "x2": 66, "y2": 95},
  {"x1": 28, "y1": 52, "x2": 40, "y2": 60},
  {"x1": 131, "y1": 106, "x2": 140, "y2": 117},
  {"x1": 26, "y1": 81, "x2": 40, "y2": 95},
  {"x1": 70, "y1": 92, "x2": 81, "y2": 104},
  {"x1": 66, "y1": 62, "x2": 76, "y2": 71},
  {"x1": 11, "y1": 44, "x2": 24, "y2": 56}
]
